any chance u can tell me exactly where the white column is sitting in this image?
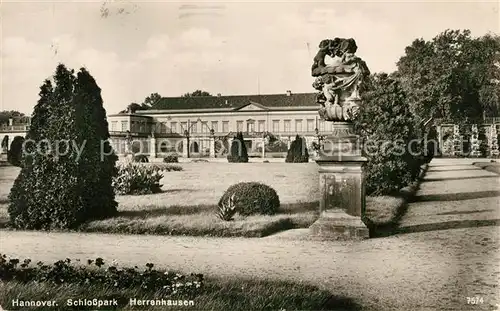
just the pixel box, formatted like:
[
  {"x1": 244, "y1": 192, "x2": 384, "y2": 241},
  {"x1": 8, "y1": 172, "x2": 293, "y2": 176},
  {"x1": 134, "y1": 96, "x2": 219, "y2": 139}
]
[
  {"x1": 182, "y1": 137, "x2": 188, "y2": 158},
  {"x1": 227, "y1": 137, "x2": 234, "y2": 155},
  {"x1": 261, "y1": 137, "x2": 265, "y2": 158},
  {"x1": 209, "y1": 137, "x2": 215, "y2": 158},
  {"x1": 150, "y1": 137, "x2": 157, "y2": 158}
]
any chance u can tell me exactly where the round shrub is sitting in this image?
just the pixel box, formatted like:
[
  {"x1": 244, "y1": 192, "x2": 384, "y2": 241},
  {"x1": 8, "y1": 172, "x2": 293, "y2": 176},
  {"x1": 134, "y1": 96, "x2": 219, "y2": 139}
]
[{"x1": 218, "y1": 182, "x2": 280, "y2": 216}]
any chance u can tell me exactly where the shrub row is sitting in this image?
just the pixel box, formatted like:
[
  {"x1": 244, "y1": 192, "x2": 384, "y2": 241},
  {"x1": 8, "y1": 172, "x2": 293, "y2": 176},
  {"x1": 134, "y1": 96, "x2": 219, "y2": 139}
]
[
  {"x1": 355, "y1": 74, "x2": 425, "y2": 195},
  {"x1": 0, "y1": 254, "x2": 203, "y2": 297}
]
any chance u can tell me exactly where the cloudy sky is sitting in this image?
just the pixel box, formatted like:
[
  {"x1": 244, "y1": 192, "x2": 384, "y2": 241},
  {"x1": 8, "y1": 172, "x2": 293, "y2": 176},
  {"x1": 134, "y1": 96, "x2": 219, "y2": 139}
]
[{"x1": 1, "y1": 0, "x2": 499, "y2": 115}]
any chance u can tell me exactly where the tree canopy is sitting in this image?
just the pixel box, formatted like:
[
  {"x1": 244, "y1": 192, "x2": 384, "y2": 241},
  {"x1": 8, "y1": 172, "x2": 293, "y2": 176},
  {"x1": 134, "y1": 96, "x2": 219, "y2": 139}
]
[
  {"x1": 396, "y1": 29, "x2": 500, "y2": 124},
  {"x1": 121, "y1": 92, "x2": 162, "y2": 113},
  {"x1": 0, "y1": 111, "x2": 26, "y2": 126},
  {"x1": 181, "y1": 90, "x2": 212, "y2": 97}
]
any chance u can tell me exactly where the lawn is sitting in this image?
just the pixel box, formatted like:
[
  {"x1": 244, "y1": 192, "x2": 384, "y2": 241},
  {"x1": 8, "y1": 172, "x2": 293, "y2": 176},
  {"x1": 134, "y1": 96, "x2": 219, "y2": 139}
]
[
  {"x1": 0, "y1": 163, "x2": 407, "y2": 237},
  {"x1": 0, "y1": 280, "x2": 353, "y2": 311},
  {"x1": 473, "y1": 160, "x2": 500, "y2": 174}
]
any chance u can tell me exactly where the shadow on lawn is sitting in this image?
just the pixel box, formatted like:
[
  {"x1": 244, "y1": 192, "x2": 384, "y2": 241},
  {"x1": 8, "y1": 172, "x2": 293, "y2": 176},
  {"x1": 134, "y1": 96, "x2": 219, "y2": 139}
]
[
  {"x1": 423, "y1": 175, "x2": 499, "y2": 182},
  {"x1": 412, "y1": 190, "x2": 500, "y2": 202},
  {"x1": 319, "y1": 295, "x2": 363, "y2": 311},
  {"x1": 437, "y1": 209, "x2": 495, "y2": 216},
  {"x1": 118, "y1": 201, "x2": 320, "y2": 218},
  {"x1": 426, "y1": 167, "x2": 481, "y2": 172},
  {"x1": 395, "y1": 219, "x2": 500, "y2": 234}
]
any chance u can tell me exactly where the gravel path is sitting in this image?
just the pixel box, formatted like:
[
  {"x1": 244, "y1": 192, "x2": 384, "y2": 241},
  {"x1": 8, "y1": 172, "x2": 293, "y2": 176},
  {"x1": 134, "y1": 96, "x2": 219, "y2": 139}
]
[{"x1": 1, "y1": 158, "x2": 499, "y2": 311}]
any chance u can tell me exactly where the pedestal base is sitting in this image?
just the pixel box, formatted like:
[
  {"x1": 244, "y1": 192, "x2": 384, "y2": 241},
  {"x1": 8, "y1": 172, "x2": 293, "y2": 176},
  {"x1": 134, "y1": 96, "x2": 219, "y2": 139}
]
[{"x1": 309, "y1": 210, "x2": 369, "y2": 240}]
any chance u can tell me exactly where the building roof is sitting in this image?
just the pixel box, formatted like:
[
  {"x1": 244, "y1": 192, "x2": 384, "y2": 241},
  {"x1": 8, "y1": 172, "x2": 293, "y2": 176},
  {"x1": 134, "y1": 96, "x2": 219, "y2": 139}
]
[
  {"x1": 149, "y1": 92, "x2": 317, "y2": 111},
  {"x1": 108, "y1": 113, "x2": 154, "y2": 118}
]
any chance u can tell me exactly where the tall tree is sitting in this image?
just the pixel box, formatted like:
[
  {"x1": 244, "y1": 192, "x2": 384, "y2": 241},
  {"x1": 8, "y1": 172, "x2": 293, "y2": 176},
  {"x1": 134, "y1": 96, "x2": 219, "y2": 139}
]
[
  {"x1": 396, "y1": 29, "x2": 500, "y2": 125},
  {"x1": 120, "y1": 92, "x2": 163, "y2": 113},
  {"x1": 143, "y1": 92, "x2": 162, "y2": 108},
  {"x1": 0, "y1": 111, "x2": 25, "y2": 126}
]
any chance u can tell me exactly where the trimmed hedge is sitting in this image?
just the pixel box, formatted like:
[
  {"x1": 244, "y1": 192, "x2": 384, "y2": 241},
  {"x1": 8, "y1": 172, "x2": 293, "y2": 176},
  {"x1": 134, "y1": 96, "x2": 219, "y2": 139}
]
[
  {"x1": 286, "y1": 135, "x2": 309, "y2": 163},
  {"x1": 218, "y1": 182, "x2": 280, "y2": 216},
  {"x1": 227, "y1": 132, "x2": 248, "y2": 163},
  {"x1": 7, "y1": 136, "x2": 24, "y2": 167},
  {"x1": 355, "y1": 73, "x2": 423, "y2": 195}
]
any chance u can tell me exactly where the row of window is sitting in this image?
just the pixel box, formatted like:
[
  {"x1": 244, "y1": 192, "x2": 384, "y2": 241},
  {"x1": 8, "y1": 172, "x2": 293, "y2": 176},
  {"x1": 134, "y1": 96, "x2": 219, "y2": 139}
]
[
  {"x1": 110, "y1": 119, "x2": 328, "y2": 134},
  {"x1": 110, "y1": 120, "x2": 150, "y2": 132},
  {"x1": 160, "y1": 119, "x2": 324, "y2": 134}
]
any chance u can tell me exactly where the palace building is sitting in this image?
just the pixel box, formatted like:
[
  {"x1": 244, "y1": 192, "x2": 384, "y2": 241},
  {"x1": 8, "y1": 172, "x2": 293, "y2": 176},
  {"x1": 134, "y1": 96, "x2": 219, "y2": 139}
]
[
  {"x1": 2, "y1": 91, "x2": 500, "y2": 159},
  {"x1": 106, "y1": 91, "x2": 324, "y2": 158}
]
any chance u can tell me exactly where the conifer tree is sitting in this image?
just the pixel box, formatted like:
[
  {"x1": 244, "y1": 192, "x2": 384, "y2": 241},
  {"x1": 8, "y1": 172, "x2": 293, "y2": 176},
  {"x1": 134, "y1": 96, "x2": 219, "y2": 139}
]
[
  {"x1": 227, "y1": 132, "x2": 248, "y2": 163},
  {"x1": 8, "y1": 64, "x2": 117, "y2": 229},
  {"x1": 286, "y1": 135, "x2": 309, "y2": 163},
  {"x1": 7, "y1": 136, "x2": 24, "y2": 167}
]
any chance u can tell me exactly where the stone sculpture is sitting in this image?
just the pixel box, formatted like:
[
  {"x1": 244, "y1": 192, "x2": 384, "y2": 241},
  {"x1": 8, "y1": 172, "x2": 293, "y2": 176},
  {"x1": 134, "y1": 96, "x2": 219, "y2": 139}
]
[{"x1": 311, "y1": 38, "x2": 370, "y2": 121}]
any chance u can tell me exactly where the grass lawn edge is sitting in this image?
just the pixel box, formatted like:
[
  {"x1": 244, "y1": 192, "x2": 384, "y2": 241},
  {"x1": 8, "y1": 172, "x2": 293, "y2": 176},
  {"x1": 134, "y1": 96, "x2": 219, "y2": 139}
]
[{"x1": 366, "y1": 163, "x2": 430, "y2": 238}]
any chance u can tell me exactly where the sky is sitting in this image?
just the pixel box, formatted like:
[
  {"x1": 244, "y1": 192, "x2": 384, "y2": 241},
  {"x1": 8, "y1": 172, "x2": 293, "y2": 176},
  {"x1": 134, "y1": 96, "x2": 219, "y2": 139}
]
[{"x1": 1, "y1": 1, "x2": 499, "y2": 115}]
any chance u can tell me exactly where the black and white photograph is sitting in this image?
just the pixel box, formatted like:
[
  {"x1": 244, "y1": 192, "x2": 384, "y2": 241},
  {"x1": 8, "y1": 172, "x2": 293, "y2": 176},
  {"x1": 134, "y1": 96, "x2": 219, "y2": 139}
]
[{"x1": 0, "y1": 0, "x2": 499, "y2": 310}]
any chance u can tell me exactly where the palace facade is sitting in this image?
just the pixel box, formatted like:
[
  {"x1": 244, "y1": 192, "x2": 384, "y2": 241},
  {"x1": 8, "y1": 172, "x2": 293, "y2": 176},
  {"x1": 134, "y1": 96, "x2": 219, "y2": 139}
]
[{"x1": 106, "y1": 91, "x2": 324, "y2": 158}]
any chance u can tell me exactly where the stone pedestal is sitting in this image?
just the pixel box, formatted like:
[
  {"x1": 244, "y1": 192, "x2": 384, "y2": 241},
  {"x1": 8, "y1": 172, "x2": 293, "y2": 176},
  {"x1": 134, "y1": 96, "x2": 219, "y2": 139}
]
[
  {"x1": 309, "y1": 122, "x2": 369, "y2": 240},
  {"x1": 310, "y1": 209, "x2": 369, "y2": 240},
  {"x1": 320, "y1": 122, "x2": 361, "y2": 158}
]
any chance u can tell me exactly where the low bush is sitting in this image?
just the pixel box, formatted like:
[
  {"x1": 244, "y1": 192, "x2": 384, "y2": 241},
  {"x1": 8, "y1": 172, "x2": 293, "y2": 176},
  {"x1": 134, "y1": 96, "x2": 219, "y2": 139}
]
[
  {"x1": 286, "y1": 135, "x2": 309, "y2": 163},
  {"x1": 161, "y1": 164, "x2": 183, "y2": 171},
  {"x1": 133, "y1": 154, "x2": 149, "y2": 163},
  {"x1": 0, "y1": 254, "x2": 203, "y2": 297},
  {"x1": 163, "y1": 154, "x2": 179, "y2": 163},
  {"x1": 218, "y1": 182, "x2": 280, "y2": 216},
  {"x1": 113, "y1": 163, "x2": 165, "y2": 195}
]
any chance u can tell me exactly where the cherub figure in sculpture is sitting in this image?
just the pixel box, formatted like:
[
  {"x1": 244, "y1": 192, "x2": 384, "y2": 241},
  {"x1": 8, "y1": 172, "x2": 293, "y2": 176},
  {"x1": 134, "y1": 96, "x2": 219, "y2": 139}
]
[{"x1": 311, "y1": 37, "x2": 370, "y2": 121}]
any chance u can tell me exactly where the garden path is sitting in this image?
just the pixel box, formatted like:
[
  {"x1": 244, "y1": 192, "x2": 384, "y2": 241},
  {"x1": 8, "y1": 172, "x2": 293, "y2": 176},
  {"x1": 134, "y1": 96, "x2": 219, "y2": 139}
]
[{"x1": 1, "y1": 158, "x2": 499, "y2": 311}]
